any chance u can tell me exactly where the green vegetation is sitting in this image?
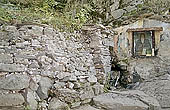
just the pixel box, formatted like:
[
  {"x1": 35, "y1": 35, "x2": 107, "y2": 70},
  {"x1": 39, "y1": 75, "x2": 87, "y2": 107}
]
[
  {"x1": 0, "y1": 0, "x2": 95, "y2": 32},
  {"x1": 0, "y1": 0, "x2": 169, "y2": 31}
]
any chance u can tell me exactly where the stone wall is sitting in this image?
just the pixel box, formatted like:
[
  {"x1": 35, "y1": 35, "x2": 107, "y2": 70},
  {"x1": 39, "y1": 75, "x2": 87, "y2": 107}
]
[{"x1": 0, "y1": 24, "x2": 114, "y2": 109}]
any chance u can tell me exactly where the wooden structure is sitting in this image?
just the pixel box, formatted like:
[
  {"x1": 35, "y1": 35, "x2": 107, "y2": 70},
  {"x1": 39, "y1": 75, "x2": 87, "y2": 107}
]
[{"x1": 127, "y1": 27, "x2": 163, "y2": 57}]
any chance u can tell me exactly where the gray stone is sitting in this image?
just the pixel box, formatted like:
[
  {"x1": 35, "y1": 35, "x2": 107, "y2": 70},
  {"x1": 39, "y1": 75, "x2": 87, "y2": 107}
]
[
  {"x1": 60, "y1": 75, "x2": 77, "y2": 82},
  {"x1": 0, "y1": 49, "x2": 5, "y2": 53},
  {"x1": 31, "y1": 39, "x2": 41, "y2": 47},
  {"x1": 81, "y1": 99, "x2": 92, "y2": 104},
  {"x1": 110, "y1": 2, "x2": 119, "y2": 12},
  {"x1": 0, "y1": 74, "x2": 30, "y2": 90},
  {"x1": 29, "y1": 79, "x2": 39, "y2": 91},
  {"x1": 128, "y1": 59, "x2": 155, "y2": 79},
  {"x1": 0, "y1": 64, "x2": 25, "y2": 72},
  {"x1": 0, "y1": 106, "x2": 24, "y2": 110},
  {"x1": 92, "y1": 84, "x2": 104, "y2": 95},
  {"x1": 111, "y1": 9, "x2": 125, "y2": 19},
  {"x1": 28, "y1": 60, "x2": 40, "y2": 68},
  {"x1": 72, "y1": 105, "x2": 100, "y2": 110},
  {"x1": 25, "y1": 25, "x2": 44, "y2": 36},
  {"x1": 14, "y1": 53, "x2": 36, "y2": 60},
  {"x1": 48, "y1": 98, "x2": 69, "y2": 110},
  {"x1": 69, "y1": 75, "x2": 77, "y2": 82},
  {"x1": 93, "y1": 90, "x2": 161, "y2": 110},
  {"x1": 27, "y1": 89, "x2": 38, "y2": 110},
  {"x1": 71, "y1": 102, "x2": 81, "y2": 108},
  {"x1": 112, "y1": 90, "x2": 161, "y2": 110},
  {"x1": 87, "y1": 75, "x2": 97, "y2": 83},
  {"x1": 36, "y1": 77, "x2": 53, "y2": 100},
  {"x1": 44, "y1": 27, "x2": 56, "y2": 36},
  {"x1": 0, "y1": 93, "x2": 25, "y2": 106},
  {"x1": 124, "y1": 6, "x2": 137, "y2": 12},
  {"x1": 158, "y1": 39, "x2": 170, "y2": 64},
  {"x1": 102, "y1": 39, "x2": 114, "y2": 47},
  {"x1": 80, "y1": 87, "x2": 94, "y2": 101},
  {"x1": 57, "y1": 89, "x2": 79, "y2": 103},
  {"x1": 138, "y1": 79, "x2": 170, "y2": 108},
  {"x1": 89, "y1": 41, "x2": 100, "y2": 48},
  {"x1": 0, "y1": 54, "x2": 13, "y2": 64},
  {"x1": 67, "y1": 82, "x2": 74, "y2": 89},
  {"x1": 56, "y1": 72, "x2": 71, "y2": 80},
  {"x1": 54, "y1": 82, "x2": 66, "y2": 89},
  {"x1": 41, "y1": 70, "x2": 56, "y2": 78},
  {"x1": 16, "y1": 41, "x2": 31, "y2": 48},
  {"x1": 4, "y1": 26, "x2": 18, "y2": 32}
]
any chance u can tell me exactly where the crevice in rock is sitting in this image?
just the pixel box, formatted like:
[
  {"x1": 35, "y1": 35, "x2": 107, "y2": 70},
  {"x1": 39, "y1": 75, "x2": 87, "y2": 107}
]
[{"x1": 105, "y1": 46, "x2": 142, "y2": 90}]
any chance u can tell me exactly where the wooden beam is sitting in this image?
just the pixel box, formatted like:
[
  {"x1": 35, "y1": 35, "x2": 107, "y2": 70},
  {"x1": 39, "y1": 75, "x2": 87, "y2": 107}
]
[{"x1": 127, "y1": 27, "x2": 163, "y2": 32}]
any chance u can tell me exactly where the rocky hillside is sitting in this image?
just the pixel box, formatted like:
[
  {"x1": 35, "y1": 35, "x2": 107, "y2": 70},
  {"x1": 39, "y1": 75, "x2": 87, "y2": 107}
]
[{"x1": 0, "y1": 0, "x2": 170, "y2": 30}]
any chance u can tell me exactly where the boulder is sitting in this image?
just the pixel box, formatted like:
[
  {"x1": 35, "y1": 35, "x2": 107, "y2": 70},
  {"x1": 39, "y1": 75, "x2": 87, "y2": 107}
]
[
  {"x1": 138, "y1": 78, "x2": 170, "y2": 108},
  {"x1": 27, "y1": 89, "x2": 38, "y2": 110},
  {"x1": 111, "y1": 9, "x2": 125, "y2": 19},
  {"x1": 56, "y1": 89, "x2": 80, "y2": 104},
  {"x1": 93, "y1": 90, "x2": 161, "y2": 110},
  {"x1": 0, "y1": 93, "x2": 25, "y2": 106},
  {"x1": 92, "y1": 83, "x2": 104, "y2": 95},
  {"x1": 0, "y1": 54, "x2": 13, "y2": 64},
  {"x1": 36, "y1": 77, "x2": 53, "y2": 100},
  {"x1": 48, "y1": 98, "x2": 69, "y2": 110},
  {"x1": 72, "y1": 105, "x2": 100, "y2": 110},
  {"x1": 0, "y1": 64, "x2": 25, "y2": 72},
  {"x1": 158, "y1": 39, "x2": 170, "y2": 64},
  {"x1": 0, "y1": 74, "x2": 30, "y2": 90},
  {"x1": 128, "y1": 58, "x2": 166, "y2": 80},
  {"x1": 80, "y1": 87, "x2": 95, "y2": 101}
]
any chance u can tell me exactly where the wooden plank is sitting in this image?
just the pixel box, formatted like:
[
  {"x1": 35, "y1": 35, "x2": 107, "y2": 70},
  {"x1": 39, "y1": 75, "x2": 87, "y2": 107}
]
[
  {"x1": 155, "y1": 31, "x2": 161, "y2": 49},
  {"x1": 127, "y1": 27, "x2": 163, "y2": 32}
]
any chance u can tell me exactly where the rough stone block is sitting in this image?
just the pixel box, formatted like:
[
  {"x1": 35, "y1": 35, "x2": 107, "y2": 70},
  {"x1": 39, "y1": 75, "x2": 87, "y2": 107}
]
[
  {"x1": 0, "y1": 54, "x2": 13, "y2": 64},
  {"x1": 0, "y1": 93, "x2": 25, "y2": 106},
  {"x1": 48, "y1": 98, "x2": 69, "y2": 110},
  {"x1": 0, "y1": 74, "x2": 30, "y2": 90},
  {"x1": 111, "y1": 9, "x2": 125, "y2": 19},
  {"x1": 0, "y1": 64, "x2": 25, "y2": 72},
  {"x1": 36, "y1": 77, "x2": 53, "y2": 100}
]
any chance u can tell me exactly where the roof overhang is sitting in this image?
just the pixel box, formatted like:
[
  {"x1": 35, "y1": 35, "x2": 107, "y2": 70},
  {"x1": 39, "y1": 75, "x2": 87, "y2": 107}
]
[{"x1": 127, "y1": 27, "x2": 163, "y2": 32}]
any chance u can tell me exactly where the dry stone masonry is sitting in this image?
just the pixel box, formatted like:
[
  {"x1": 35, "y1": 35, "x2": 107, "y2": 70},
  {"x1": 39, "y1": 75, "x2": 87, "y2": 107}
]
[{"x1": 0, "y1": 24, "x2": 114, "y2": 110}]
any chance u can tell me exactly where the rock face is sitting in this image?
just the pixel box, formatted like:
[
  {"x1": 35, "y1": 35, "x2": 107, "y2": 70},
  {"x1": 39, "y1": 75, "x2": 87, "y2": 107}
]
[
  {"x1": 138, "y1": 75, "x2": 170, "y2": 108},
  {"x1": 128, "y1": 58, "x2": 168, "y2": 80},
  {"x1": 158, "y1": 38, "x2": 170, "y2": 64},
  {"x1": 93, "y1": 90, "x2": 161, "y2": 110}
]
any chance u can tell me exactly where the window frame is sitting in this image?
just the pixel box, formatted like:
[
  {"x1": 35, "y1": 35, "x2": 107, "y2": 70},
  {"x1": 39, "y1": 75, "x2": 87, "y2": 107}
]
[
  {"x1": 132, "y1": 31, "x2": 155, "y2": 57},
  {"x1": 127, "y1": 27, "x2": 163, "y2": 58}
]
